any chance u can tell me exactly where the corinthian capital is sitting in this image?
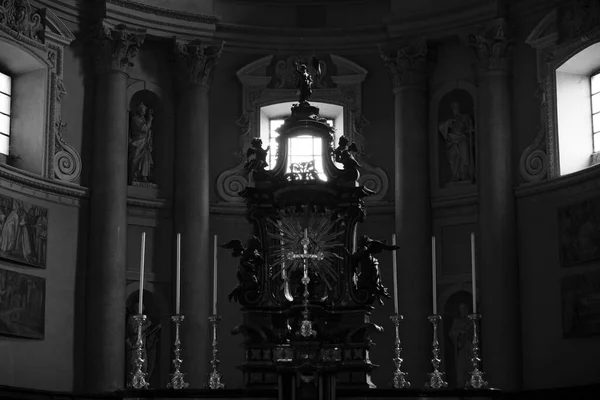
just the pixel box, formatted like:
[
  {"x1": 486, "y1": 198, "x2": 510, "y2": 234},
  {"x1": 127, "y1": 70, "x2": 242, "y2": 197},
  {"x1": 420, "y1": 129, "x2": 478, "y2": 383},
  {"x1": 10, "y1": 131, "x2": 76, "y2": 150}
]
[
  {"x1": 379, "y1": 41, "x2": 430, "y2": 90},
  {"x1": 174, "y1": 40, "x2": 224, "y2": 87},
  {"x1": 469, "y1": 18, "x2": 514, "y2": 72},
  {"x1": 94, "y1": 23, "x2": 146, "y2": 74}
]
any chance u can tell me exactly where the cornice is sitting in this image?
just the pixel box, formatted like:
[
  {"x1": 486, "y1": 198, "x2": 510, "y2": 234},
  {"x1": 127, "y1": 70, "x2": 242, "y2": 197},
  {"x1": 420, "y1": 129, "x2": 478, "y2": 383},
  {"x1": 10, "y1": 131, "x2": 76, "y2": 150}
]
[
  {"x1": 431, "y1": 193, "x2": 478, "y2": 210},
  {"x1": 215, "y1": 23, "x2": 387, "y2": 53},
  {"x1": 127, "y1": 196, "x2": 170, "y2": 209},
  {"x1": 106, "y1": 0, "x2": 218, "y2": 25},
  {"x1": 0, "y1": 164, "x2": 88, "y2": 206},
  {"x1": 515, "y1": 165, "x2": 600, "y2": 198}
]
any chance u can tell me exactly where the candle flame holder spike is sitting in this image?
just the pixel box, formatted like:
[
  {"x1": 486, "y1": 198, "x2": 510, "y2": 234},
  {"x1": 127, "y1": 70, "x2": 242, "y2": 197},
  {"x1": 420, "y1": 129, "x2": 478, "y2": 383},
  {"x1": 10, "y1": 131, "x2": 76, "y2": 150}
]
[
  {"x1": 206, "y1": 315, "x2": 225, "y2": 389},
  {"x1": 466, "y1": 313, "x2": 488, "y2": 389},
  {"x1": 390, "y1": 314, "x2": 410, "y2": 389},
  {"x1": 129, "y1": 314, "x2": 150, "y2": 389},
  {"x1": 167, "y1": 314, "x2": 189, "y2": 389},
  {"x1": 425, "y1": 314, "x2": 448, "y2": 390}
]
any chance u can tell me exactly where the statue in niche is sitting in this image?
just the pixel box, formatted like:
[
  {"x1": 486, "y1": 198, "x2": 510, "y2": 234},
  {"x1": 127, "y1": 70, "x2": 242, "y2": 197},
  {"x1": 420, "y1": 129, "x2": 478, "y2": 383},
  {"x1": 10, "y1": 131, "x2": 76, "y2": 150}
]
[
  {"x1": 128, "y1": 102, "x2": 155, "y2": 185},
  {"x1": 351, "y1": 235, "x2": 398, "y2": 305},
  {"x1": 294, "y1": 56, "x2": 321, "y2": 104},
  {"x1": 221, "y1": 236, "x2": 262, "y2": 303},
  {"x1": 245, "y1": 137, "x2": 270, "y2": 183},
  {"x1": 449, "y1": 302, "x2": 474, "y2": 388},
  {"x1": 333, "y1": 136, "x2": 360, "y2": 183},
  {"x1": 125, "y1": 301, "x2": 161, "y2": 382},
  {"x1": 438, "y1": 101, "x2": 474, "y2": 183}
]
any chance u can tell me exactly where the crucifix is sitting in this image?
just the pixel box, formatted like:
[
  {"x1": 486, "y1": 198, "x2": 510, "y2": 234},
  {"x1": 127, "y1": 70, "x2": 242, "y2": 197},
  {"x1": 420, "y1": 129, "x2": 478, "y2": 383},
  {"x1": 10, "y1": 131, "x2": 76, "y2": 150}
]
[{"x1": 286, "y1": 228, "x2": 324, "y2": 337}]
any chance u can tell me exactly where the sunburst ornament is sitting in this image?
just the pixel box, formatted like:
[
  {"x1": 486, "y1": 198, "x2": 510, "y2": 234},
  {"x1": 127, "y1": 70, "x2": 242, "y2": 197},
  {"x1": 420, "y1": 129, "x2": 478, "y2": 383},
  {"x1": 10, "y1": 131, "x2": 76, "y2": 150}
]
[{"x1": 268, "y1": 214, "x2": 344, "y2": 290}]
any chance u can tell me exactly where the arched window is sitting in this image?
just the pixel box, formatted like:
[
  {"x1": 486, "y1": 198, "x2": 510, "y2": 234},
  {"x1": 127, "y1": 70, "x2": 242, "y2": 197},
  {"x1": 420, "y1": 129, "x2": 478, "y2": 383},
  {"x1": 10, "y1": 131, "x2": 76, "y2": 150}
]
[
  {"x1": 260, "y1": 101, "x2": 343, "y2": 180},
  {"x1": 555, "y1": 43, "x2": 600, "y2": 176}
]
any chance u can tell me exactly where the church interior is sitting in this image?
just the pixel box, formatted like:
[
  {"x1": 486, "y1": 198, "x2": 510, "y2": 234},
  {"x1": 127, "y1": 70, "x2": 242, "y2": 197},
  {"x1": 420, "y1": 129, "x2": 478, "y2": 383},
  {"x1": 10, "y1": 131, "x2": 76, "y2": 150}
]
[{"x1": 0, "y1": 0, "x2": 599, "y2": 399}]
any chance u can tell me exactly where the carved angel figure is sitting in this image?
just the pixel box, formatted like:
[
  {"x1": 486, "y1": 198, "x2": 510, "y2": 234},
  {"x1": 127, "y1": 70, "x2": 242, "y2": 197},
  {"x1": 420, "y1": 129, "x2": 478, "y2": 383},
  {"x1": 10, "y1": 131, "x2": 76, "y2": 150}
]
[
  {"x1": 352, "y1": 235, "x2": 399, "y2": 305},
  {"x1": 245, "y1": 137, "x2": 270, "y2": 182},
  {"x1": 294, "y1": 56, "x2": 321, "y2": 104},
  {"x1": 221, "y1": 235, "x2": 263, "y2": 303},
  {"x1": 334, "y1": 135, "x2": 360, "y2": 184}
]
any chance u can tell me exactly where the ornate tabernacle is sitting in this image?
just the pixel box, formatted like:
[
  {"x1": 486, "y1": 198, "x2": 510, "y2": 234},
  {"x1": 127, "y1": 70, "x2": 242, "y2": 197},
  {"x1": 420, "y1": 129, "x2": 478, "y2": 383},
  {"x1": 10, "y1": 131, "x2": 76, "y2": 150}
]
[{"x1": 226, "y1": 80, "x2": 385, "y2": 399}]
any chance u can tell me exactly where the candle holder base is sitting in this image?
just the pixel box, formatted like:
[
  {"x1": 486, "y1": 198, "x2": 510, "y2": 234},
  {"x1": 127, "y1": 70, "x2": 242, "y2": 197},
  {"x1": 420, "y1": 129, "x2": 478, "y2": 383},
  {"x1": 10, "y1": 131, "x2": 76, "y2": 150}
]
[
  {"x1": 167, "y1": 314, "x2": 189, "y2": 390},
  {"x1": 425, "y1": 315, "x2": 448, "y2": 390},
  {"x1": 129, "y1": 314, "x2": 150, "y2": 390},
  {"x1": 389, "y1": 314, "x2": 410, "y2": 389},
  {"x1": 206, "y1": 315, "x2": 225, "y2": 390},
  {"x1": 465, "y1": 313, "x2": 488, "y2": 389}
]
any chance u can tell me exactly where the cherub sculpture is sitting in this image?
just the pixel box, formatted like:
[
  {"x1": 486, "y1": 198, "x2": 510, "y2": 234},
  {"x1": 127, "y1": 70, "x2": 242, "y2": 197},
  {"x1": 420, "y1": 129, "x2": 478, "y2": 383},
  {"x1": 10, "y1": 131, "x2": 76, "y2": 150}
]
[
  {"x1": 351, "y1": 235, "x2": 399, "y2": 305},
  {"x1": 294, "y1": 56, "x2": 321, "y2": 104},
  {"x1": 221, "y1": 235, "x2": 263, "y2": 303},
  {"x1": 333, "y1": 136, "x2": 360, "y2": 183},
  {"x1": 245, "y1": 137, "x2": 270, "y2": 182}
]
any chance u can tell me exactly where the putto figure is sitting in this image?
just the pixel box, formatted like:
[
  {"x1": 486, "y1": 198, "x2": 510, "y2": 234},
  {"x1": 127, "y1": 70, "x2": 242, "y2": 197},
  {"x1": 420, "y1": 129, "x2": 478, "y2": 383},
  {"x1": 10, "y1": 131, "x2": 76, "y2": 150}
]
[
  {"x1": 294, "y1": 56, "x2": 322, "y2": 104},
  {"x1": 352, "y1": 235, "x2": 399, "y2": 305},
  {"x1": 245, "y1": 137, "x2": 270, "y2": 182},
  {"x1": 333, "y1": 136, "x2": 360, "y2": 183},
  {"x1": 221, "y1": 236, "x2": 263, "y2": 304}
]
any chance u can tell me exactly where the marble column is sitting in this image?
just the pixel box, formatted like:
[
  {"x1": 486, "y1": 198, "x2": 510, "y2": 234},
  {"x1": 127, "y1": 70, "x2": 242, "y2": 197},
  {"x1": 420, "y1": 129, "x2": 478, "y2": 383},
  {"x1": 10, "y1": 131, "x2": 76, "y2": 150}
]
[
  {"x1": 85, "y1": 23, "x2": 145, "y2": 392},
  {"x1": 381, "y1": 42, "x2": 432, "y2": 386},
  {"x1": 173, "y1": 40, "x2": 223, "y2": 387},
  {"x1": 470, "y1": 18, "x2": 522, "y2": 391}
]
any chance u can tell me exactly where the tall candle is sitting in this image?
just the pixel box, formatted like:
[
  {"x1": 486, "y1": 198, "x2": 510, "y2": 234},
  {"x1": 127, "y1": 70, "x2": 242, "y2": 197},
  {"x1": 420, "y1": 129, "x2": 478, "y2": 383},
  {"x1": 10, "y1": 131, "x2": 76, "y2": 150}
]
[
  {"x1": 213, "y1": 234, "x2": 218, "y2": 316},
  {"x1": 392, "y1": 234, "x2": 399, "y2": 314},
  {"x1": 138, "y1": 232, "x2": 146, "y2": 315},
  {"x1": 176, "y1": 233, "x2": 181, "y2": 315},
  {"x1": 471, "y1": 232, "x2": 477, "y2": 313},
  {"x1": 431, "y1": 236, "x2": 437, "y2": 315}
]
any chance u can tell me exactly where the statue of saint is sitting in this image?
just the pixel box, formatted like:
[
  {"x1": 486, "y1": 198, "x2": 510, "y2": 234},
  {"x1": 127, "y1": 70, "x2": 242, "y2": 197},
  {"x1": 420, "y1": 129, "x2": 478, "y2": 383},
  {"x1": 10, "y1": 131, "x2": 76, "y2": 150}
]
[
  {"x1": 294, "y1": 57, "x2": 321, "y2": 104},
  {"x1": 448, "y1": 302, "x2": 474, "y2": 387},
  {"x1": 351, "y1": 235, "x2": 398, "y2": 305},
  {"x1": 438, "y1": 102, "x2": 474, "y2": 183},
  {"x1": 129, "y1": 102, "x2": 155, "y2": 184},
  {"x1": 125, "y1": 302, "x2": 161, "y2": 384}
]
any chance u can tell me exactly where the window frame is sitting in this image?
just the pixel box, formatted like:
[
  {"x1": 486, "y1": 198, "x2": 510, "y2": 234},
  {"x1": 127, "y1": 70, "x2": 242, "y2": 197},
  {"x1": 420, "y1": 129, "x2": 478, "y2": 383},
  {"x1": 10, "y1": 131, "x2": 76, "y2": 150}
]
[
  {"x1": 0, "y1": 69, "x2": 12, "y2": 156},
  {"x1": 591, "y1": 69, "x2": 600, "y2": 153}
]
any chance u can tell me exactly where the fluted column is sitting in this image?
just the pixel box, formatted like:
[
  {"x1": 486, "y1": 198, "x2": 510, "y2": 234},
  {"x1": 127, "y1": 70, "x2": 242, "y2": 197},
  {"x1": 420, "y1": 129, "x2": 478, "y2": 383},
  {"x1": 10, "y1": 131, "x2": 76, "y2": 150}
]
[
  {"x1": 85, "y1": 23, "x2": 145, "y2": 392},
  {"x1": 173, "y1": 40, "x2": 222, "y2": 387},
  {"x1": 470, "y1": 19, "x2": 521, "y2": 391},
  {"x1": 381, "y1": 42, "x2": 432, "y2": 386}
]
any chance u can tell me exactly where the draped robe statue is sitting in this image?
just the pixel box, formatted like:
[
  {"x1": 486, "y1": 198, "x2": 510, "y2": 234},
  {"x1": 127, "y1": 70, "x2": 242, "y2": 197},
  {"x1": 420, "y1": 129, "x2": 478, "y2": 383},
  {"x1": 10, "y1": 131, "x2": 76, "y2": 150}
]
[{"x1": 129, "y1": 102, "x2": 155, "y2": 184}]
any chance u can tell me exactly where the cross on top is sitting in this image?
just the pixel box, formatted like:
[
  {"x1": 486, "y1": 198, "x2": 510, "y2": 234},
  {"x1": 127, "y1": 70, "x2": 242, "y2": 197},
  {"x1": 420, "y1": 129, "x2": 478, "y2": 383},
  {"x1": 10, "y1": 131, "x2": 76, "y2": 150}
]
[{"x1": 287, "y1": 228, "x2": 324, "y2": 262}]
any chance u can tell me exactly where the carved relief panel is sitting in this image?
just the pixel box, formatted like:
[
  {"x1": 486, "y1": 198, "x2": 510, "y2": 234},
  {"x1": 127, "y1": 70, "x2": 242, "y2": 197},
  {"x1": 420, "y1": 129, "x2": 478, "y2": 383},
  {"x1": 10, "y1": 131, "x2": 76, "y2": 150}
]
[{"x1": 216, "y1": 54, "x2": 388, "y2": 204}]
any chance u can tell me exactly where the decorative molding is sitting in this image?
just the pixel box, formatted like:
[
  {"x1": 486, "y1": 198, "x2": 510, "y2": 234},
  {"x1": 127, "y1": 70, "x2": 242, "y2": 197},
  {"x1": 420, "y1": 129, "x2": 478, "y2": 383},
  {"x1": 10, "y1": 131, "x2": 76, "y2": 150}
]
[
  {"x1": 126, "y1": 196, "x2": 170, "y2": 210},
  {"x1": 215, "y1": 54, "x2": 389, "y2": 203},
  {"x1": 469, "y1": 18, "x2": 514, "y2": 72},
  {"x1": 53, "y1": 121, "x2": 81, "y2": 182},
  {"x1": 0, "y1": 164, "x2": 88, "y2": 206},
  {"x1": 559, "y1": 0, "x2": 600, "y2": 43},
  {"x1": 378, "y1": 40, "x2": 430, "y2": 90},
  {"x1": 173, "y1": 39, "x2": 223, "y2": 87},
  {"x1": 0, "y1": 0, "x2": 45, "y2": 43},
  {"x1": 520, "y1": 3, "x2": 600, "y2": 183},
  {"x1": 515, "y1": 164, "x2": 600, "y2": 198},
  {"x1": 94, "y1": 21, "x2": 146, "y2": 74},
  {"x1": 107, "y1": 0, "x2": 218, "y2": 25}
]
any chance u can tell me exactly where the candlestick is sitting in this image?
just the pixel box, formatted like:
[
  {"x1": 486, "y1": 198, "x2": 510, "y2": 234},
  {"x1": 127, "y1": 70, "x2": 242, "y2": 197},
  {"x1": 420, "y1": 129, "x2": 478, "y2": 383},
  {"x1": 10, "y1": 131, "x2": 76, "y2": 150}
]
[
  {"x1": 466, "y1": 313, "x2": 488, "y2": 389},
  {"x1": 471, "y1": 232, "x2": 477, "y2": 314},
  {"x1": 213, "y1": 235, "x2": 217, "y2": 316},
  {"x1": 176, "y1": 233, "x2": 181, "y2": 315},
  {"x1": 390, "y1": 314, "x2": 410, "y2": 388},
  {"x1": 129, "y1": 314, "x2": 149, "y2": 389},
  {"x1": 206, "y1": 315, "x2": 225, "y2": 389},
  {"x1": 392, "y1": 234, "x2": 399, "y2": 315},
  {"x1": 139, "y1": 232, "x2": 146, "y2": 315},
  {"x1": 167, "y1": 314, "x2": 189, "y2": 389},
  {"x1": 431, "y1": 236, "x2": 437, "y2": 315},
  {"x1": 425, "y1": 315, "x2": 447, "y2": 389}
]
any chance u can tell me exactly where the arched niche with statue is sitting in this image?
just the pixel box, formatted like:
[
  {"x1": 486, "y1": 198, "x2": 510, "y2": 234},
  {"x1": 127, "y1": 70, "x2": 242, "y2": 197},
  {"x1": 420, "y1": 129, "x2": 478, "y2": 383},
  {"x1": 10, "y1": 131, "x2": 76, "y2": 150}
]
[{"x1": 216, "y1": 54, "x2": 388, "y2": 205}]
